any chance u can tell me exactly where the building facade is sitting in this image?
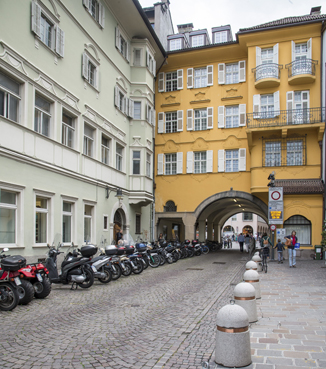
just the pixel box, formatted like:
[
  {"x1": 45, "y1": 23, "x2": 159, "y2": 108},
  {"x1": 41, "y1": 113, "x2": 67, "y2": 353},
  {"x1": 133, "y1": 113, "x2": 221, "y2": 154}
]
[
  {"x1": 155, "y1": 8, "x2": 326, "y2": 252},
  {"x1": 0, "y1": 0, "x2": 165, "y2": 259}
]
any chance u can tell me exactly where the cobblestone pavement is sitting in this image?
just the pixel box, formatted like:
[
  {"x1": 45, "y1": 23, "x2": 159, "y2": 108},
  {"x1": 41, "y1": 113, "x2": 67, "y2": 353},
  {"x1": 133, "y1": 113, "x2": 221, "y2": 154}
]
[{"x1": 0, "y1": 249, "x2": 248, "y2": 369}]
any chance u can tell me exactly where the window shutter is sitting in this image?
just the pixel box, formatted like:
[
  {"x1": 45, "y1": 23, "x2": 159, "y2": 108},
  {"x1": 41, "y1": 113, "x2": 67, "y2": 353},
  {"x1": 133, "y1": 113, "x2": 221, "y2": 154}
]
[
  {"x1": 187, "y1": 109, "x2": 193, "y2": 130},
  {"x1": 253, "y1": 94, "x2": 260, "y2": 119},
  {"x1": 218, "y1": 63, "x2": 225, "y2": 84},
  {"x1": 273, "y1": 91, "x2": 280, "y2": 117},
  {"x1": 239, "y1": 61, "x2": 246, "y2": 82},
  {"x1": 82, "y1": 52, "x2": 89, "y2": 79},
  {"x1": 207, "y1": 150, "x2": 213, "y2": 173},
  {"x1": 291, "y1": 41, "x2": 295, "y2": 62},
  {"x1": 129, "y1": 99, "x2": 134, "y2": 118},
  {"x1": 151, "y1": 108, "x2": 155, "y2": 125},
  {"x1": 307, "y1": 38, "x2": 312, "y2": 59},
  {"x1": 152, "y1": 59, "x2": 156, "y2": 76},
  {"x1": 83, "y1": 0, "x2": 90, "y2": 10},
  {"x1": 158, "y1": 72, "x2": 164, "y2": 92},
  {"x1": 256, "y1": 47, "x2": 261, "y2": 66},
  {"x1": 207, "y1": 65, "x2": 213, "y2": 86},
  {"x1": 157, "y1": 154, "x2": 164, "y2": 175},
  {"x1": 286, "y1": 91, "x2": 294, "y2": 123},
  {"x1": 94, "y1": 67, "x2": 98, "y2": 90},
  {"x1": 115, "y1": 27, "x2": 120, "y2": 50},
  {"x1": 55, "y1": 26, "x2": 65, "y2": 58},
  {"x1": 187, "y1": 68, "x2": 193, "y2": 88},
  {"x1": 273, "y1": 43, "x2": 279, "y2": 64},
  {"x1": 31, "y1": 1, "x2": 41, "y2": 37},
  {"x1": 177, "y1": 69, "x2": 183, "y2": 90},
  {"x1": 123, "y1": 97, "x2": 127, "y2": 115},
  {"x1": 186, "y1": 151, "x2": 193, "y2": 173},
  {"x1": 207, "y1": 107, "x2": 213, "y2": 129},
  {"x1": 218, "y1": 150, "x2": 225, "y2": 172},
  {"x1": 239, "y1": 148, "x2": 246, "y2": 171},
  {"x1": 177, "y1": 152, "x2": 183, "y2": 174},
  {"x1": 99, "y1": 2, "x2": 105, "y2": 28},
  {"x1": 239, "y1": 104, "x2": 246, "y2": 126},
  {"x1": 146, "y1": 49, "x2": 150, "y2": 67},
  {"x1": 158, "y1": 112, "x2": 164, "y2": 133},
  {"x1": 126, "y1": 42, "x2": 130, "y2": 63},
  {"x1": 218, "y1": 106, "x2": 225, "y2": 128},
  {"x1": 302, "y1": 90, "x2": 309, "y2": 109},
  {"x1": 177, "y1": 110, "x2": 183, "y2": 132},
  {"x1": 114, "y1": 85, "x2": 119, "y2": 107}
]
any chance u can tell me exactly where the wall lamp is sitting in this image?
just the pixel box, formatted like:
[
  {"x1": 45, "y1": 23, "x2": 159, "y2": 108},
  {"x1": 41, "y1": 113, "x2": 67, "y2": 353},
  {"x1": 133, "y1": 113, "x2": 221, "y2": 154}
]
[{"x1": 106, "y1": 187, "x2": 124, "y2": 200}]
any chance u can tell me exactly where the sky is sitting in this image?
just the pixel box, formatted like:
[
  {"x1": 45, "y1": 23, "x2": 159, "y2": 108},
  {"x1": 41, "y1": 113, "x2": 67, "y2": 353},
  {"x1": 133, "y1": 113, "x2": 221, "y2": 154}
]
[{"x1": 139, "y1": 0, "x2": 326, "y2": 37}]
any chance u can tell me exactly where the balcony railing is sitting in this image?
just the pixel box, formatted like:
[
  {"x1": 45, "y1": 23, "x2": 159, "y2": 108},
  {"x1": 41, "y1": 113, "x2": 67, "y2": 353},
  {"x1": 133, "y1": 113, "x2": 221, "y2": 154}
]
[
  {"x1": 252, "y1": 63, "x2": 283, "y2": 82},
  {"x1": 247, "y1": 107, "x2": 325, "y2": 128},
  {"x1": 285, "y1": 59, "x2": 317, "y2": 78}
]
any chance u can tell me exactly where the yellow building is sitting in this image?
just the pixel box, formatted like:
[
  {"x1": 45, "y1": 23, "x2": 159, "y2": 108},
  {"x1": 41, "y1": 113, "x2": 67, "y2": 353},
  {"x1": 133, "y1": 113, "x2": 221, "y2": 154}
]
[{"x1": 154, "y1": 8, "x2": 326, "y2": 253}]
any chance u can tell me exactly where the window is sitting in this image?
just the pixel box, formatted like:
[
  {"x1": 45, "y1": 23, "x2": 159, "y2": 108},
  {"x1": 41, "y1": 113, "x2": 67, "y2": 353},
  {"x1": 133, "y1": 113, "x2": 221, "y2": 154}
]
[
  {"x1": 287, "y1": 140, "x2": 303, "y2": 166},
  {"x1": 218, "y1": 149, "x2": 246, "y2": 172},
  {"x1": 255, "y1": 44, "x2": 279, "y2": 81},
  {"x1": 158, "y1": 152, "x2": 183, "y2": 175},
  {"x1": 34, "y1": 94, "x2": 51, "y2": 137},
  {"x1": 166, "y1": 71, "x2": 178, "y2": 92},
  {"x1": 166, "y1": 112, "x2": 178, "y2": 133},
  {"x1": 146, "y1": 49, "x2": 156, "y2": 76},
  {"x1": 284, "y1": 215, "x2": 311, "y2": 245},
  {"x1": 231, "y1": 215, "x2": 237, "y2": 221},
  {"x1": 35, "y1": 196, "x2": 48, "y2": 243},
  {"x1": 253, "y1": 92, "x2": 280, "y2": 119},
  {"x1": 146, "y1": 103, "x2": 155, "y2": 125},
  {"x1": 101, "y1": 135, "x2": 110, "y2": 165},
  {"x1": 169, "y1": 38, "x2": 182, "y2": 51},
  {"x1": 164, "y1": 201, "x2": 177, "y2": 212},
  {"x1": 82, "y1": 52, "x2": 99, "y2": 89},
  {"x1": 135, "y1": 214, "x2": 141, "y2": 234},
  {"x1": 103, "y1": 215, "x2": 108, "y2": 231},
  {"x1": 146, "y1": 153, "x2": 151, "y2": 177},
  {"x1": 194, "y1": 152, "x2": 207, "y2": 173},
  {"x1": 0, "y1": 71, "x2": 20, "y2": 123},
  {"x1": 261, "y1": 48, "x2": 273, "y2": 64},
  {"x1": 62, "y1": 201, "x2": 73, "y2": 243},
  {"x1": 133, "y1": 49, "x2": 142, "y2": 66},
  {"x1": 83, "y1": 0, "x2": 105, "y2": 27},
  {"x1": 114, "y1": 86, "x2": 133, "y2": 117},
  {"x1": 263, "y1": 138, "x2": 305, "y2": 167},
  {"x1": 242, "y1": 213, "x2": 253, "y2": 221},
  {"x1": 132, "y1": 151, "x2": 140, "y2": 175},
  {"x1": 133, "y1": 102, "x2": 141, "y2": 119},
  {"x1": 214, "y1": 31, "x2": 227, "y2": 44},
  {"x1": 225, "y1": 63, "x2": 239, "y2": 84},
  {"x1": 31, "y1": 2, "x2": 65, "y2": 57},
  {"x1": 116, "y1": 143, "x2": 123, "y2": 171},
  {"x1": 218, "y1": 61, "x2": 246, "y2": 84},
  {"x1": 194, "y1": 109, "x2": 207, "y2": 131},
  {"x1": 62, "y1": 112, "x2": 75, "y2": 148},
  {"x1": 225, "y1": 106, "x2": 239, "y2": 128},
  {"x1": 84, "y1": 204, "x2": 93, "y2": 242},
  {"x1": 84, "y1": 123, "x2": 95, "y2": 157},
  {"x1": 165, "y1": 153, "x2": 177, "y2": 175},
  {"x1": 158, "y1": 70, "x2": 183, "y2": 92},
  {"x1": 218, "y1": 105, "x2": 246, "y2": 128},
  {"x1": 158, "y1": 111, "x2": 183, "y2": 133},
  {"x1": 115, "y1": 27, "x2": 129, "y2": 61},
  {"x1": 191, "y1": 34, "x2": 205, "y2": 47},
  {"x1": 286, "y1": 91, "x2": 309, "y2": 124},
  {"x1": 0, "y1": 189, "x2": 16, "y2": 244},
  {"x1": 194, "y1": 68, "x2": 207, "y2": 88},
  {"x1": 265, "y1": 141, "x2": 281, "y2": 167},
  {"x1": 261, "y1": 94, "x2": 274, "y2": 118},
  {"x1": 225, "y1": 150, "x2": 239, "y2": 172}
]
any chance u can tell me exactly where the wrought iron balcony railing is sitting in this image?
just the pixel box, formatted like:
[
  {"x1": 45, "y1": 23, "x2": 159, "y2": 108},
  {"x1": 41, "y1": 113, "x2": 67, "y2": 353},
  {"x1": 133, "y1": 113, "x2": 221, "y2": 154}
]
[
  {"x1": 285, "y1": 59, "x2": 318, "y2": 78},
  {"x1": 252, "y1": 63, "x2": 283, "y2": 82},
  {"x1": 247, "y1": 107, "x2": 325, "y2": 128}
]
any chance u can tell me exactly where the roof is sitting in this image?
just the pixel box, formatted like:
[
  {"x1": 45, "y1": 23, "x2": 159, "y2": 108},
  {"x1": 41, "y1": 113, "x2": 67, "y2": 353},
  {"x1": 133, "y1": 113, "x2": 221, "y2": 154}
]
[
  {"x1": 238, "y1": 13, "x2": 326, "y2": 33},
  {"x1": 274, "y1": 179, "x2": 325, "y2": 195}
]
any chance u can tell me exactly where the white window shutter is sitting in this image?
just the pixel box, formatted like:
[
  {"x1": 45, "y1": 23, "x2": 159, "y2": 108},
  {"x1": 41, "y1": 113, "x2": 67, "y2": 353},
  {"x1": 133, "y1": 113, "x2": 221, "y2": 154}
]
[
  {"x1": 153, "y1": 59, "x2": 156, "y2": 76},
  {"x1": 187, "y1": 68, "x2": 193, "y2": 88},
  {"x1": 158, "y1": 112, "x2": 164, "y2": 133},
  {"x1": 82, "y1": 52, "x2": 89, "y2": 79},
  {"x1": 239, "y1": 104, "x2": 246, "y2": 126},
  {"x1": 157, "y1": 154, "x2": 164, "y2": 175},
  {"x1": 286, "y1": 91, "x2": 294, "y2": 123},
  {"x1": 129, "y1": 99, "x2": 134, "y2": 118},
  {"x1": 207, "y1": 65, "x2": 214, "y2": 86},
  {"x1": 158, "y1": 72, "x2": 164, "y2": 92},
  {"x1": 99, "y1": 2, "x2": 105, "y2": 28},
  {"x1": 55, "y1": 26, "x2": 65, "y2": 58},
  {"x1": 291, "y1": 41, "x2": 295, "y2": 62},
  {"x1": 177, "y1": 110, "x2": 183, "y2": 132},
  {"x1": 273, "y1": 91, "x2": 280, "y2": 117},
  {"x1": 218, "y1": 106, "x2": 225, "y2": 128},
  {"x1": 186, "y1": 151, "x2": 193, "y2": 173},
  {"x1": 83, "y1": 0, "x2": 90, "y2": 10},
  {"x1": 126, "y1": 42, "x2": 130, "y2": 63},
  {"x1": 123, "y1": 97, "x2": 128, "y2": 115},
  {"x1": 187, "y1": 109, "x2": 193, "y2": 130},
  {"x1": 114, "y1": 86, "x2": 119, "y2": 107},
  {"x1": 218, "y1": 63, "x2": 225, "y2": 84},
  {"x1": 239, "y1": 148, "x2": 246, "y2": 171},
  {"x1": 151, "y1": 108, "x2": 155, "y2": 125},
  {"x1": 273, "y1": 43, "x2": 279, "y2": 64},
  {"x1": 177, "y1": 152, "x2": 183, "y2": 174},
  {"x1": 239, "y1": 61, "x2": 246, "y2": 82},
  {"x1": 253, "y1": 94, "x2": 261, "y2": 119},
  {"x1": 31, "y1": 1, "x2": 41, "y2": 37},
  {"x1": 177, "y1": 69, "x2": 183, "y2": 90},
  {"x1": 146, "y1": 49, "x2": 150, "y2": 67},
  {"x1": 256, "y1": 46, "x2": 261, "y2": 66},
  {"x1": 207, "y1": 150, "x2": 213, "y2": 173},
  {"x1": 115, "y1": 27, "x2": 120, "y2": 50},
  {"x1": 94, "y1": 67, "x2": 98, "y2": 90},
  {"x1": 207, "y1": 107, "x2": 213, "y2": 129},
  {"x1": 218, "y1": 150, "x2": 225, "y2": 172},
  {"x1": 307, "y1": 38, "x2": 312, "y2": 59}
]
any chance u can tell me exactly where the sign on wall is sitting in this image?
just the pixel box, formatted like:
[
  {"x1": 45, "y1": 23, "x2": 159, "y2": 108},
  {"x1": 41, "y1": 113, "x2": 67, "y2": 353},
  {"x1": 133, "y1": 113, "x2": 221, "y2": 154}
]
[{"x1": 268, "y1": 187, "x2": 283, "y2": 225}]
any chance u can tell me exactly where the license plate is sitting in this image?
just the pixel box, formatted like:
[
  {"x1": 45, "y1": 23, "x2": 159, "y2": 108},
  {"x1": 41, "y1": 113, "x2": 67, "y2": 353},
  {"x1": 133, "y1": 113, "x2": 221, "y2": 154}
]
[
  {"x1": 14, "y1": 277, "x2": 21, "y2": 286},
  {"x1": 36, "y1": 273, "x2": 43, "y2": 282},
  {"x1": 91, "y1": 266, "x2": 97, "y2": 272}
]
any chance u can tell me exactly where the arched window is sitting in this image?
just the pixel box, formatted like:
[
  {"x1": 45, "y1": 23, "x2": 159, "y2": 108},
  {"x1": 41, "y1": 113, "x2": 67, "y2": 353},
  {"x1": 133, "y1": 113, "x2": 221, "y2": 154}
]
[
  {"x1": 284, "y1": 215, "x2": 311, "y2": 245},
  {"x1": 164, "y1": 201, "x2": 177, "y2": 212}
]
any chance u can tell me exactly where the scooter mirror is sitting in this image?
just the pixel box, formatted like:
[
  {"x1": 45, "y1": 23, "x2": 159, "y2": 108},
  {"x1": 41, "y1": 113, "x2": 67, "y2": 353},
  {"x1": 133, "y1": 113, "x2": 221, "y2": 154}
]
[{"x1": 2, "y1": 248, "x2": 9, "y2": 252}]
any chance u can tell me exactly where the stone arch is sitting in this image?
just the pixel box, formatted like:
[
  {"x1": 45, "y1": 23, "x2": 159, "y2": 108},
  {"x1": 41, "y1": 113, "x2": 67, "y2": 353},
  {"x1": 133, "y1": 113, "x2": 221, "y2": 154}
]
[
  {"x1": 110, "y1": 201, "x2": 129, "y2": 244},
  {"x1": 84, "y1": 43, "x2": 100, "y2": 62}
]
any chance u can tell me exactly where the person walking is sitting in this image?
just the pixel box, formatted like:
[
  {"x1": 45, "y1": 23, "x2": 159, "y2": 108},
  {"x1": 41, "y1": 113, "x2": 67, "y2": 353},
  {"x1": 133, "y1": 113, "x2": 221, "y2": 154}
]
[
  {"x1": 285, "y1": 231, "x2": 298, "y2": 268},
  {"x1": 238, "y1": 233, "x2": 245, "y2": 252},
  {"x1": 244, "y1": 233, "x2": 251, "y2": 252},
  {"x1": 274, "y1": 239, "x2": 285, "y2": 263}
]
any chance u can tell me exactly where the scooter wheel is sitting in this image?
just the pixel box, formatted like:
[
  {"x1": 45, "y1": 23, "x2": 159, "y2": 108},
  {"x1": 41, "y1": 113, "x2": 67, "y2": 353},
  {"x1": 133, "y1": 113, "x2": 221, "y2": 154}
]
[
  {"x1": 0, "y1": 283, "x2": 19, "y2": 311},
  {"x1": 34, "y1": 277, "x2": 52, "y2": 299},
  {"x1": 17, "y1": 280, "x2": 34, "y2": 305}
]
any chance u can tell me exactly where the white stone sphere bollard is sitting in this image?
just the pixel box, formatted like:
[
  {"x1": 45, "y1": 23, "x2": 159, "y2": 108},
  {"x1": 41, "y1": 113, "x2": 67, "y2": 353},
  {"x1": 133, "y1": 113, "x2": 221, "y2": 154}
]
[
  {"x1": 215, "y1": 301, "x2": 252, "y2": 367},
  {"x1": 245, "y1": 260, "x2": 258, "y2": 271},
  {"x1": 243, "y1": 269, "x2": 261, "y2": 299},
  {"x1": 252, "y1": 254, "x2": 262, "y2": 272},
  {"x1": 234, "y1": 282, "x2": 257, "y2": 323}
]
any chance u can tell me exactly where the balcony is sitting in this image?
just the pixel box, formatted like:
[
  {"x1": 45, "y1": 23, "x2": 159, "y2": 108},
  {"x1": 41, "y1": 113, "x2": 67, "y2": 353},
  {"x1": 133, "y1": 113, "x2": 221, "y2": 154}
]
[
  {"x1": 247, "y1": 107, "x2": 325, "y2": 129},
  {"x1": 252, "y1": 63, "x2": 283, "y2": 89},
  {"x1": 285, "y1": 59, "x2": 317, "y2": 85}
]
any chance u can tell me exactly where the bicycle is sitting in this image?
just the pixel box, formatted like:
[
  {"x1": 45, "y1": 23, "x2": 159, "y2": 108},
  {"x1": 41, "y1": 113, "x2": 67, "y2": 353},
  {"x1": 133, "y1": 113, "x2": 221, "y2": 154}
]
[{"x1": 261, "y1": 246, "x2": 270, "y2": 273}]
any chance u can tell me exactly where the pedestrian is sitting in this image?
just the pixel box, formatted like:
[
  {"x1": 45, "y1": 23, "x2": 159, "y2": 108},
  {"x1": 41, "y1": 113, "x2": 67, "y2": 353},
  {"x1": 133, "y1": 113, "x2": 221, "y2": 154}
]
[
  {"x1": 238, "y1": 233, "x2": 245, "y2": 252},
  {"x1": 274, "y1": 238, "x2": 285, "y2": 263},
  {"x1": 244, "y1": 233, "x2": 251, "y2": 252},
  {"x1": 285, "y1": 230, "x2": 298, "y2": 268},
  {"x1": 260, "y1": 232, "x2": 273, "y2": 253},
  {"x1": 116, "y1": 228, "x2": 123, "y2": 243}
]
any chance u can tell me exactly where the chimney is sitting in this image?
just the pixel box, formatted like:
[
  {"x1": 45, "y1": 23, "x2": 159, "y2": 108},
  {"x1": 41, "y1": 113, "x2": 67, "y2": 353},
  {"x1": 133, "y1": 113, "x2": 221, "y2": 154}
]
[
  {"x1": 177, "y1": 23, "x2": 194, "y2": 34},
  {"x1": 310, "y1": 6, "x2": 321, "y2": 15}
]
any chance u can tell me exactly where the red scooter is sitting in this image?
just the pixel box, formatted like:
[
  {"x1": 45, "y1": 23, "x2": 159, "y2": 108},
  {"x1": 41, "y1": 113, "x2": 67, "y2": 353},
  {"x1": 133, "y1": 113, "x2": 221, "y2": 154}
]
[{"x1": 19, "y1": 262, "x2": 51, "y2": 300}]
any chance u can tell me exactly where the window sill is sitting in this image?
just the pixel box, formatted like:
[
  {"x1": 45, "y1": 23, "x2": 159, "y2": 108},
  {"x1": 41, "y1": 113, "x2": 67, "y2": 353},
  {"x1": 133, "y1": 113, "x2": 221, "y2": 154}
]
[
  {"x1": 33, "y1": 243, "x2": 48, "y2": 248},
  {"x1": 35, "y1": 36, "x2": 62, "y2": 59},
  {"x1": 84, "y1": 79, "x2": 100, "y2": 93},
  {"x1": 84, "y1": 9, "x2": 104, "y2": 29},
  {"x1": 0, "y1": 244, "x2": 24, "y2": 249}
]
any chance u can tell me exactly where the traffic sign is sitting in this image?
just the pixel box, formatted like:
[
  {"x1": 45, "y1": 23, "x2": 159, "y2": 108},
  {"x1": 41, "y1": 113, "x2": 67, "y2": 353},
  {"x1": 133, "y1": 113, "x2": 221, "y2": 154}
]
[{"x1": 270, "y1": 224, "x2": 276, "y2": 231}]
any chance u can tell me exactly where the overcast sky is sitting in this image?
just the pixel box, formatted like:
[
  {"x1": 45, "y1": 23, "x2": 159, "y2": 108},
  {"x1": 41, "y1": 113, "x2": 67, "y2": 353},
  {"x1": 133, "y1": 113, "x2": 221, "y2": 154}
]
[{"x1": 139, "y1": 0, "x2": 326, "y2": 37}]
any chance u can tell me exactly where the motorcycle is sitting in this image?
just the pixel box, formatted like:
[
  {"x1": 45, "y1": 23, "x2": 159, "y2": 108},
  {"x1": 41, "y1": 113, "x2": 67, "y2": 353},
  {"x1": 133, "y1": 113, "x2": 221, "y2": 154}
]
[{"x1": 19, "y1": 262, "x2": 51, "y2": 301}]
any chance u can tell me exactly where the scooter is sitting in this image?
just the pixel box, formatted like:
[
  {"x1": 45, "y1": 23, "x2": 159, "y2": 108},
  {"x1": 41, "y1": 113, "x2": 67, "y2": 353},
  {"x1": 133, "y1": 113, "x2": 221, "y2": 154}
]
[{"x1": 19, "y1": 262, "x2": 51, "y2": 300}]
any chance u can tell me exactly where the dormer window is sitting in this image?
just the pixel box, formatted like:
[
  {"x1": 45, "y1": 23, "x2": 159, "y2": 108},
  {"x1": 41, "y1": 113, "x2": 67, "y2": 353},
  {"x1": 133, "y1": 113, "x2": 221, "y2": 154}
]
[
  {"x1": 170, "y1": 38, "x2": 182, "y2": 51},
  {"x1": 214, "y1": 31, "x2": 227, "y2": 43},
  {"x1": 191, "y1": 35, "x2": 205, "y2": 47}
]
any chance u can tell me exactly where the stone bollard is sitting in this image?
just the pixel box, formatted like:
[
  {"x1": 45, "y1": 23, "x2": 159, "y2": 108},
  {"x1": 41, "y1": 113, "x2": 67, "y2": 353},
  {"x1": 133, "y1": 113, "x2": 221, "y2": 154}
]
[
  {"x1": 243, "y1": 269, "x2": 261, "y2": 299},
  {"x1": 215, "y1": 301, "x2": 252, "y2": 367},
  {"x1": 252, "y1": 253, "x2": 262, "y2": 272},
  {"x1": 245, "y1": 260, "x2": 258, "y2": 271},
  {"x1": 234, "y1": 282, "x2": 258, "y2": 323}
]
